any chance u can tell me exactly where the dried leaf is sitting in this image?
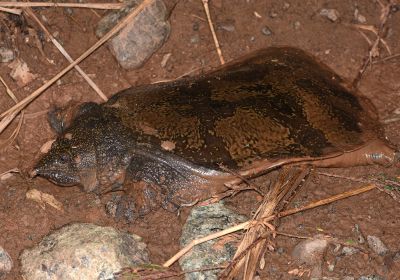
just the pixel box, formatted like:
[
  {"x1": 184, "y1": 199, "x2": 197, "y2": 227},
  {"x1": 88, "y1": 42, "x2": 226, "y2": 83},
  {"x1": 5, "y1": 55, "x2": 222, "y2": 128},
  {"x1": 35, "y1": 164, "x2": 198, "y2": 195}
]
[
  {"x1": 26, "y1": 189, "x2": 64, "y2": 212},
  {"x1": 40, "y1": 139, "x2": 55, "y2": 153}
]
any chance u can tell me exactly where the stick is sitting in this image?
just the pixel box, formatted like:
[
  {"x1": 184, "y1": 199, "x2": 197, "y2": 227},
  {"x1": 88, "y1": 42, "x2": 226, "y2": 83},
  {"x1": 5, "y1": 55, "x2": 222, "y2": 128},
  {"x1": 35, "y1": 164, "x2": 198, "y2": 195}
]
[
  {"x1": 162, "y1": 183, "x2": 377, "y2": 267},
  {"x1": 24, "y1": 8, "x2": 108, "y2": 101},
  {"x1": 201, "y1": 0, "x2": 225, "y2": 65},
  {"x1": 0, "y1": 7, "x2": 22, "y2": 15},
  {"x1": 0, "y1": 0, "x2": 155, "y2": 134},
  {"x1": 0, "y1": 2, "x2": 124, "y2": 10}
]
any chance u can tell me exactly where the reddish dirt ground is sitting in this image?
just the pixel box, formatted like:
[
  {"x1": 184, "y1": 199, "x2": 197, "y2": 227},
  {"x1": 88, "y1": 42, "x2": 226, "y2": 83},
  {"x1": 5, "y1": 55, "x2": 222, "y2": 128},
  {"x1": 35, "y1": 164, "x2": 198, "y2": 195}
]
[{"x1": 0, "y1": 0, "x2": 399, "y2": 279}]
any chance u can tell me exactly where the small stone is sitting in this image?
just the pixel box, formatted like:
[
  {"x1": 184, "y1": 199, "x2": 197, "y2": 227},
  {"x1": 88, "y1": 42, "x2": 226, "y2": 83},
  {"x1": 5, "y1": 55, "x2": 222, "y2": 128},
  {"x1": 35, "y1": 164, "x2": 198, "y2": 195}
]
[
  {"x1": 20, "y1": 223, "x2": 149, "y2": 280},
  {"x1": 327, "y1": 263, "x2": 335, "y2": 272},
  {"x1": 276, "y1": 247, "x2": 285, "y2": 255},
  {"x1": 64, "y1": 7, "x2": 73, "y2": 16},
  {"x1": 250, "y1": 36, "x2": 256, "y2": 42},
  {"x1": 192, "y1": 22, "x2": 200, "y2": 31},
  {"x1": 354, "y1": 8, "x2": 367, "y2": 23},
  {"x1": 292, "y1": 235, "x2": 329, "y2": 279},
  {"x1": 0, "y1": 246, "x2": 12, "y2": 280},
  {"x1": 180, "y1": 202, "x2": 247, "y2": 280},
  {"x1": 95, "y1": 0, "x2": 170, "y2": 69},
  {"x1": 320, "y1": 8, "x2": 340, "y2": 22},
  {"x1": 269, "y1": 11, "x2": 278, "y2": 18},
  {"x1": 293, "y1": 21, "x2": 301, "y2": 30},
  {"x1": 0, "y1": 47, "x2": 15, "y2": 63},
  {"x1": 343, "y1": 277, "x2": 355, "y2": 280},
  {"x1": 358, "y1": 275, "x2": 385, "y2": 280},
  {"x1": 342, "y1": 246, "x2": 360, "y2": 256},
  {"x1": 367, "y1": 236, "x2": 389, "y2": 256},
  {"x1": 283, "y1": 2, "x2": 290, "y2": 10},
  {"x1": 261, "y1": 26, "x2": 273, "y2": 36},
  {"x1": 190, "y1": 34, "x2": 200, "y2": 44},
  {"x1": 217, "y1": 21, "x2": 236, "y2": 32}
]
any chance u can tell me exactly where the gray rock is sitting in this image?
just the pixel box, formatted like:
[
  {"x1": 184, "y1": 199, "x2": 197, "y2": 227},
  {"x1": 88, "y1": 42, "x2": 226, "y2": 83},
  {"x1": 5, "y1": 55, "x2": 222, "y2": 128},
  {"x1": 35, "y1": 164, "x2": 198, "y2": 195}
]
[
  {"x1": 358, "y1": 275, "x2": 385, "y2": 280},
  {"x1": 291, "y1": 235, "x2": 329, "y2": 279},
  {"x1": 0, "y1": 246, "x2": 12, "y2": 280},
  {"x1": 367, "y1": 235, "x2": 389, "y2": 256},
  {"x1": 0, "y1": 47, "x2": 15, "y2": 63},
  {"x1": 320, "y1": 8, "x2": 340, "y2": 22},
  {"x1": 341, "y1": 246, "x2": 359, "y2": 256},
  {"x1": 261, "y1": 26, "x2": 273, "y2": 36},
  {"x1": 96, "y1": 0, "x2": 170, "y2": 69},
  {"x1": 293, "y1": 21, "x2": 301, "y2": 30},
  {"x1": 20, "y1": 223, "x2": 149, "y2": 280},
  {"x1": 217, "y1": 20, "x2": 236, "y2": 32},
  {"x1": 179, "y1": 202, "x2": 247, "y2": 280}
]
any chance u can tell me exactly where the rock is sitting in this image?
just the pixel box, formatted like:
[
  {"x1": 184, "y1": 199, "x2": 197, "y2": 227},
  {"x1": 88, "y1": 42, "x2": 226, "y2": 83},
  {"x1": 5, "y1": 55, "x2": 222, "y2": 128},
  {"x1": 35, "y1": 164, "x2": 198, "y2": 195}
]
[
  {"x1": 293, "y1": 21, "x2": 301, "y2": 30},
  {"x1": 343, "y1": 277, "x2": 355, "y2": 280},
  {"x1": 261, "y1": 26, "x2": 273, "y2": 36},
  {"x1": 0, "y1": 47, "x2": 15, "y2": 63},
  {"x1": 367, "y1": 235, "x2": 389, "y2": 256},
  {"x1": 319, "y1": 8, "x2": 340, "y2": 22},
  {"x1": 0, "y1": 247, "x2": 12, "y2": 280},
  {"x1": 341, "y1": 246, "x2": 359, "y2": 256},
  {"x1": 291, "y1": 235, "x2": 329, "y2": 279},
  {"x1": 354, "y1": 8, "x2": 366, "y2": 23},
  {"x1": 217, "y1": 20, "x2": 236, "y2": 32},
  {"x1": 8, "y1": 59, "x2": 37, "y2": 86},
  {"x1": 96, "y1": 0, "x2": 170, "y2": 69},
  {"x1": 179, "y1": 202, "x2": 247, "y2": 280},
  {"x1": 20, "y1": 223, "x2": 149, "y2": 280},
  {"x1": 358, "y1": 275, "x2": 385, "y2": 280}
]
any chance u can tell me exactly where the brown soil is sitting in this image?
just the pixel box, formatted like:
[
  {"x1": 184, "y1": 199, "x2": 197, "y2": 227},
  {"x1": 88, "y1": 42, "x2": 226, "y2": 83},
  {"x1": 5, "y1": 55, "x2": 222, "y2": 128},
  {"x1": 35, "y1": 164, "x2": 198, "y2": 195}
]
[{"x1": 0, "y1": 0, "x2": 399, "y2": 279}]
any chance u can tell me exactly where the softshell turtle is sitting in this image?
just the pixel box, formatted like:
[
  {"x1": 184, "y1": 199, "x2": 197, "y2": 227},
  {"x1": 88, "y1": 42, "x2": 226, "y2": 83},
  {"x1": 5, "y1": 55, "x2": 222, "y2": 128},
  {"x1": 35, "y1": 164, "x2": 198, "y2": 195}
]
[{"x1": 33, "y1": 47, "x2": 397, "y2": 220}]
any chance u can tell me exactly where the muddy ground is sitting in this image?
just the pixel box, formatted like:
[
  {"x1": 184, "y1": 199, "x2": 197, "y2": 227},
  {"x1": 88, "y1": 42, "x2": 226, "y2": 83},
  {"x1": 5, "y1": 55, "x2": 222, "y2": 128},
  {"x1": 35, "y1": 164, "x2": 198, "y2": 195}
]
[{"x1": 0, "y1": 0, "x2": 400, "y2": 279}]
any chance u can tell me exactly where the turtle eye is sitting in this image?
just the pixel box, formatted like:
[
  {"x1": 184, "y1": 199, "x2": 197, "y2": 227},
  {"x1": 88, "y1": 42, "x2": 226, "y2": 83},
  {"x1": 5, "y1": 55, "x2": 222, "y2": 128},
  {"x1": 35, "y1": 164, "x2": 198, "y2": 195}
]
[{"x1": 59, "y1": 154, "x2": 70, "y2": 163}]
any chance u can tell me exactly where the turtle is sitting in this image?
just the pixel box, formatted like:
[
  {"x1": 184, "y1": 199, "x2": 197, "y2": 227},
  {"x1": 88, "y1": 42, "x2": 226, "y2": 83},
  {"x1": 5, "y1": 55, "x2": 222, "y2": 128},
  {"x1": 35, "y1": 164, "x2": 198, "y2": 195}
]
[{"x1": 32, "y1": 47, "x2": 398, "y2": 221}]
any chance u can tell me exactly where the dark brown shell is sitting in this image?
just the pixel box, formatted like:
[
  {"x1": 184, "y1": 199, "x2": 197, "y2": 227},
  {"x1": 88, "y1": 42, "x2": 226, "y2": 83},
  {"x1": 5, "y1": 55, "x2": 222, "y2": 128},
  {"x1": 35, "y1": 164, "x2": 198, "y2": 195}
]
[{"x1": 106, "y1": 47, "x2": 390, "y2": 170}]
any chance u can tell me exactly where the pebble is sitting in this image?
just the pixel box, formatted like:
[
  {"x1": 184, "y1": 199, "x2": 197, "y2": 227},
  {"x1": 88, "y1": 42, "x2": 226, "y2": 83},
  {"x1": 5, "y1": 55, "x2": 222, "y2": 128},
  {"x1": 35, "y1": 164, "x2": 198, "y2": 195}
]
[
  {"x1": 20, "y1": 223, "x2": 149, "y2": 280},
  {"x1": 217, "y1": 21, "x2": 236, "y2": 32},
  {"x1": 261, "y1": 26, "x2": 273, "y2": 36},
  {"x1": 0, "y1": 47, "x2": 15, "y2": 63},
  {"x1": 341, "y1": 246, "x2": 360, "y2": 256},
  {"x1": 95, "y1": 0, "x2": 170, "y2": 69},
  {"x1": 343, "y1": 277, "x2": 355, "y2": 280},
  {"x1": 354, "y1": 8, "x2": 367, "y2": 23},
  {"x1": 358, "y1": 275, "x2": 385, "y2": 280},
  {"x1": 293, "y1": 21, "x2": 301, "y2": 30},
  {"x1": 367, "y1": 235, "x2": 389, "y2": 256},
  {"x1": 283, "y1": 2, "x2": 290, "y2": 10},
  {"x1": 179, "y1": 201, "x2": 247, "y2": 280},
  {"x1": 192, "y1": 22, "x2": 200, "y2": 31},
  {"x1": 269, "y1": 11, "x2": 278, "y2": 18},
  {"x1": 292, "y1": 235, "x2": 329, "y2": 279},
  {"x1": 320, "y1": 8, "x2": 340, "y2": 22},
  {"x1": 190, "y1": 34, "x2": 200, "y2": 44},
  {"x1": 0, "y1": 247, "x2": 12, "y2": 280}
]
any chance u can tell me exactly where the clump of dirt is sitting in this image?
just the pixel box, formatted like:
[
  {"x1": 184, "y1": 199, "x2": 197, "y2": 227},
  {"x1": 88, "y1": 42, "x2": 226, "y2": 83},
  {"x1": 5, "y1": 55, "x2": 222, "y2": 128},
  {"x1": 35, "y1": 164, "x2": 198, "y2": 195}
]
[{"x1": 0, "y1": 1, "x2": 399, "y2": 279}]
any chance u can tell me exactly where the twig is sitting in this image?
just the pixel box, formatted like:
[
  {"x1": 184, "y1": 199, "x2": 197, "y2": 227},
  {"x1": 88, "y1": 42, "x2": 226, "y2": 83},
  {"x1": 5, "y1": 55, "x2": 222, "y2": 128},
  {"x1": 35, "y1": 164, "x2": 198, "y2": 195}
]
[
  {"x1": 0, "y1": 2, "x2": 124, "y2": 10},
  {"x1": 0, "y1": 76, "x2": 24, "y2": 149},
  {"x1": 0, "y1": 0, "x2": 155, "y2": 134},
  {"x1": 201, "y1": 0, "x2": 225, "y2": 65},
  {"x1": 163, "y1": 183, "x2": 377, "y2": 268},
  {"x1": 23, "y1": 8, "x2": 108, "y2": 101},
  {"x1": 352, "y1": 0, "x2": 396, "y2": 88},
  {"x1": 0, "y1": 7, "x2": 22, "y2": 15}
]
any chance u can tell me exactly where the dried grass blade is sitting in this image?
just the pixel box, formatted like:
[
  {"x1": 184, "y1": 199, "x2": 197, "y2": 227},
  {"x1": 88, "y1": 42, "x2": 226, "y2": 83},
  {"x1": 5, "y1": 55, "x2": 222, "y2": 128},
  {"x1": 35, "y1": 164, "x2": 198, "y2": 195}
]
[{"x1": 0, "y1": 2, "x2": 124, "y2": 10}]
